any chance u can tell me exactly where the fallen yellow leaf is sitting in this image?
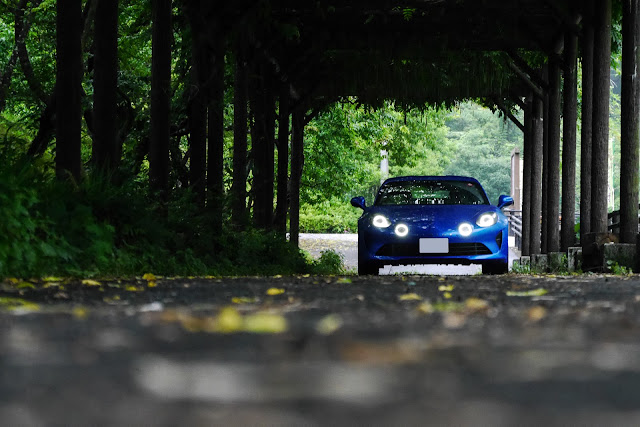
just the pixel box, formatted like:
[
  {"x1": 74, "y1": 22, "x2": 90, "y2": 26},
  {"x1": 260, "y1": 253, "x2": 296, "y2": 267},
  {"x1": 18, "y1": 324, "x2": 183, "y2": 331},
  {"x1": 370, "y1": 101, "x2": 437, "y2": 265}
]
[
  {"x1": 266, "y1": 287, "x2": 285, "y2": 296},
  {"x1": 231, "y1": 296, "x2": 257, "y2": 304},
  {"x1": 465, "y1": 297, "x2": 489, "y2": 312},
  {"x1": 243, "y1": 312, "x2": 288, "y2": 334},
  {"x1": 43, "y1": 282, "x2": 60, "y2": 289},
  {"x1": 72, "y1": 306, "x2": 89, "y2": 319},
  {"x1": 17, "y1": 281, "x2": 35, "y2": 289},
  {"x1": 399, "y1": 293, "x2": 422, "y2": 301},
  {"x1": 443, "y1": 292, "x2": 452, "y2": 299},
  {"x1": 527, "y1": 306, "x2": 547, "y2": 322},
  {"x1": 142, "y1": 273, "x2": 157, "y2": 281},
  {"x1": 506, "y1": 288, "x2": 548, "y2": 297},
  {"x1": 416, "y1": 302, "x2": 434, "y2": 314},
  {"x1": 147, "y1": 281, "x2": 157, "y2": 288},
  {"x1": 0, "y1": 297, "x2": 39, "y2": 311},
  {"x1": 316, "y1": 314, "x2": 343, "y2": 335},
  {"x1": 214, "y1": 307, "x2": 244, "y2": 333},
  {"x1": 82, "y1": 279, "x2": 101, "y2": 287},
  {"x1": 438, "y1": 285, "x2": 454, "y2": 292}
]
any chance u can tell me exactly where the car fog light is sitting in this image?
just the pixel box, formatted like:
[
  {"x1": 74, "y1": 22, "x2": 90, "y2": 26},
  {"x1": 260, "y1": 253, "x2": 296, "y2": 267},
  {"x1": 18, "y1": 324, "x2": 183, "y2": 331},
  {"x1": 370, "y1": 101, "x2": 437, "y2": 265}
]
[
  {"x1": 394, "y1": 223, "x2": 409, "y2": 237},
  {"x1": 372, "y1": 215, "x2": 391, "y2": 228},
  {"x1": 458, "y1": 222, "x2": 473, "y2": 237}
]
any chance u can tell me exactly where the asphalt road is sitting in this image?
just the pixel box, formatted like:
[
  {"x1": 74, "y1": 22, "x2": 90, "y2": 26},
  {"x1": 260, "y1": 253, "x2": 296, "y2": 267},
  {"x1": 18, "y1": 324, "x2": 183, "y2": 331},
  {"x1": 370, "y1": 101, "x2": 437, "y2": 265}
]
[{"x1": 2, "y1": 273, "x2": 640, "y2": 426}]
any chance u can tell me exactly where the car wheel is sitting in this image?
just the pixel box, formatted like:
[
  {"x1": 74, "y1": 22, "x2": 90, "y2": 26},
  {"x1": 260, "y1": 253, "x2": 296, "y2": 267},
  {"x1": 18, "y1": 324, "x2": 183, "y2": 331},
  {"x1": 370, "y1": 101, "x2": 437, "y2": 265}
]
[
  {"x1": 482, "y1": 261, "x2": 508, "y2": 275},
  {"x1": 358, "y1": 261, "x2": 379, "y2": 276}
]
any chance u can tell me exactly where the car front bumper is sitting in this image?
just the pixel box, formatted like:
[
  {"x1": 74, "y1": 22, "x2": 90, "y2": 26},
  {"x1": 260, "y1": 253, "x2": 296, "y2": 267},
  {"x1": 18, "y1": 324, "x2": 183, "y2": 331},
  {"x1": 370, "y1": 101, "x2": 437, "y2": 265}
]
[{"x1": 358, "y1": 225, "x2": 509, "y2": 267}]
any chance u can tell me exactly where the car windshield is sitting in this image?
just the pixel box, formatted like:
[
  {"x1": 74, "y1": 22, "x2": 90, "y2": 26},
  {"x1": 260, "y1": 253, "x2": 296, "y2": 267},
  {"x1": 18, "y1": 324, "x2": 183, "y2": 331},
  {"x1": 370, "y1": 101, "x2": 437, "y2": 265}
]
[{"x1": 375, "y1": 180, "x2": 490, "y2": 206}]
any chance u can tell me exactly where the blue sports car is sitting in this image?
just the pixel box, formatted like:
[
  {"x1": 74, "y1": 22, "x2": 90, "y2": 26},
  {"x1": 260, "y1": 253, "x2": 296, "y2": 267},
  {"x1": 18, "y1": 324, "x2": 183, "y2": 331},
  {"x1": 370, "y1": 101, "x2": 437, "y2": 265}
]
[{"x1": 351, "y1": 176, "x2": 514, "y2": 275}]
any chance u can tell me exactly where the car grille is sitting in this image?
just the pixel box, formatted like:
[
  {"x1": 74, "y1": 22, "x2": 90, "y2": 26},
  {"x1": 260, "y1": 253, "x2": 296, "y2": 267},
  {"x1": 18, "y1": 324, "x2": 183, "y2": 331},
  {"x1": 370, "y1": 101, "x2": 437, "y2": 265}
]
[{"x1": 375, "y1": 242, "x2": 492, "y2": 257}]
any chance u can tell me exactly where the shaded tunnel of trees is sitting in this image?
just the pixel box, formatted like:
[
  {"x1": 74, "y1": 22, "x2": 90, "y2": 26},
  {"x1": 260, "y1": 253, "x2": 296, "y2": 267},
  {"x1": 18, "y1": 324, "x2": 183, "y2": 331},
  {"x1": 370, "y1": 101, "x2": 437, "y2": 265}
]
[{"x1": 2, "y1": 0, "x2": 640, "y2": 274}]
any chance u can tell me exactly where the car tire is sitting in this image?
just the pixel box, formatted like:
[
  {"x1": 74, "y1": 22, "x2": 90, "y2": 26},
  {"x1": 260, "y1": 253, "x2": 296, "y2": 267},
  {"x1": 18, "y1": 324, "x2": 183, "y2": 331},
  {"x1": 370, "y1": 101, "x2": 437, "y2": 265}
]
[
  {"x1": 358, "y1": 261, "x2": 379, "y2": 276},
  {"x1": 482, "y1": 261, "x2": 508, "y2": 275}
]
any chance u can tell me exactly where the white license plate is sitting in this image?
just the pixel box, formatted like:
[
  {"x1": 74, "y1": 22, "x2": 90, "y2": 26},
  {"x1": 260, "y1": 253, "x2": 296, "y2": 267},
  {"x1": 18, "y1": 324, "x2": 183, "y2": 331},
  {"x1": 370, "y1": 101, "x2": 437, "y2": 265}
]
[{"x1": 419, "y1": 238, "x2": 449, "y2": 253}]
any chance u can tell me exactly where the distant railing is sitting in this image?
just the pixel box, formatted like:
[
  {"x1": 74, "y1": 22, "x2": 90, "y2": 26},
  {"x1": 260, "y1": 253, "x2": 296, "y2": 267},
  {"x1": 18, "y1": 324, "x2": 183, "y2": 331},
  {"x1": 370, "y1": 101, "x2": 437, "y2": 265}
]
[
  {"x1": 505, "y1": 210, "x2": 522, "y2": 250},
  {"x1": 507, "y1": 207, "x2": 640, "y2": 251},
  {"x1": 607, "y1": 204, "x2": 640, "y2": 234}
]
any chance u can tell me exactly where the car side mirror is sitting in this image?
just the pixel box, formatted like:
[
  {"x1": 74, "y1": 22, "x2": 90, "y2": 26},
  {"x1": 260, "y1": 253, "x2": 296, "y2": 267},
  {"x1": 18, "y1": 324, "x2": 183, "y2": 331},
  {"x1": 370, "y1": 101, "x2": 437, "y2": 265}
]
[
  {"x1": 350, "y1": 196, "x2": 367, "y2": 210},
  {"x1": 498, "y1": 195, "x2": 514, "y2": 209}
]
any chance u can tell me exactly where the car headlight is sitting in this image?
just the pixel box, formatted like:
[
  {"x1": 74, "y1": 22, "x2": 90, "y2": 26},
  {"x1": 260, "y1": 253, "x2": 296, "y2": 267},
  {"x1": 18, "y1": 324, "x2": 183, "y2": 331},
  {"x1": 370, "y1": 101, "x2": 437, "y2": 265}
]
[
  {"x1": 458, "y1": 222, "x2": 473, "y2": 237},
  {"x1": 476, "y1": 212, "x2": 498, "y2": 227},
  {"x1": 372, "y1": 215, "x2": 391, "y2": 228},
  {"x1": 394, "y1": 223, "x2": 409, "y2": 237}
]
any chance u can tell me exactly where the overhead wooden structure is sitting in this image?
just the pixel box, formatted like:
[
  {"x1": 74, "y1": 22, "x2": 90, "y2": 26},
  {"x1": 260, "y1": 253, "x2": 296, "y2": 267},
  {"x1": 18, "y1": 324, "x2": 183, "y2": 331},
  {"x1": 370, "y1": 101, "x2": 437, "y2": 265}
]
[
  {"x1": 234, "y1": 0, "x2": 581, "y2": 105},
  {"x1": 191, "y1": 0, "x2": 638, "y2": 269}
]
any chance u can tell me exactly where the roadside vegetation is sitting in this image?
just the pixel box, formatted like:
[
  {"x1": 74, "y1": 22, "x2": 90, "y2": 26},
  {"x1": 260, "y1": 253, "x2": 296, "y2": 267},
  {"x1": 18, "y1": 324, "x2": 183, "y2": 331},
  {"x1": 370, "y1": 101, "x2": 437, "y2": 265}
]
[{"x1": 0, "y1": 2, "x2": 624, "y2": 278}]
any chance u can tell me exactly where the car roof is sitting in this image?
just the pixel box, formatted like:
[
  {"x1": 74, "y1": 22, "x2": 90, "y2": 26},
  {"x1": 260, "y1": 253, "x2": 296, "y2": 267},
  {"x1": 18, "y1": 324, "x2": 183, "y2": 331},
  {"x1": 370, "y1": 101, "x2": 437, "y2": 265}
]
[{"x1": 381, "y1": 175, "x2": 482, "y2": 185}]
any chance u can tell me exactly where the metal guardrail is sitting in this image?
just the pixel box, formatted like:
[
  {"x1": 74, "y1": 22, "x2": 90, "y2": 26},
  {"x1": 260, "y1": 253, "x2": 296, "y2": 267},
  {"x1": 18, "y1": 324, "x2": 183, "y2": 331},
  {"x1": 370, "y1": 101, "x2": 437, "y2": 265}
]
[
  {"x1": 607, "y1": 205, "x2": 640, "y2": 234},
  {"x1": 508, "y1": 206, "x2": 636, "y2": 252},
  {"x1": 505, "y1": 210, "x2": 522, "y2": 250}
]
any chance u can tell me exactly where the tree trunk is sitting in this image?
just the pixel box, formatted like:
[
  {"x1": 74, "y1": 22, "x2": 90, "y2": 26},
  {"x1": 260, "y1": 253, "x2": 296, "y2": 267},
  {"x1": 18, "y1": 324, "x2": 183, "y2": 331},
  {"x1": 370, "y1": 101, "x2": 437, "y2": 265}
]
[
  {"x1": 187, "y1": 5, "x2": 207, "y2": 208},
  {"x1": 56, "y1": 0, "x2": 83, "y2": 181},
  {"x1": 264, "y1": 77, "x2": 276, "y2": 229},
  {"x1": 1, "y1": 0, "x2": 29, "y2": 113},
  {"x1": 208, "y1": 37, "x2": 225, "y2": 236},
  {"x1": 149, "y1": 0, "x2": 172, "y2": 199},
  {"x1": 231, "y1": 37, "x2": 249, "y2": 227},
  {"x1": 620, "y1": 0, "x2": 640, "y2": 243},
  {"x1": 546, "y1": 58, "x2": 561, "y2": 253},
  {"x1": 521, "y1": 97, "x2": 532, "y2": 256},
  {"x1": 93, "y1": 0, "x2": 119, "y2": 173},
  {"x1": 562, "y1": 31, "x2": 578, "y2": 251},
  {"x1": 251, "y1": 65, "x2": 275, "y2": 230},
  {"x1": 581, "y1": 1, "x2": 595, "y2": 244},
  {"x1": 17, "y1": 0, "x2": 46, "y2": 103},
  {"x1": 290, "y1": 110, "x2": 304, "y2": 248},
  {"x1": 530, "y1": 96, "x2": 543, "y2": 255},
  {"x1": 275, "y1": 83, "x2": 290, "y2": 236},
  {"x1": 591, "y1": 0, "x2": 612, "y2": 233},
  {"x1": 541, "y1": 69, "x2": 549, "y2": 253}
]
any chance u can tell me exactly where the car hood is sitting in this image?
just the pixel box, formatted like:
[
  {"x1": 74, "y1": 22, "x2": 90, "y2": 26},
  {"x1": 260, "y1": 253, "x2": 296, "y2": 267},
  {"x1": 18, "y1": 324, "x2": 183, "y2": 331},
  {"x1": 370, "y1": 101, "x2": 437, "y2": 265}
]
[{"x1": 367, "y1": 204, "x2": 501, "y2": 228}]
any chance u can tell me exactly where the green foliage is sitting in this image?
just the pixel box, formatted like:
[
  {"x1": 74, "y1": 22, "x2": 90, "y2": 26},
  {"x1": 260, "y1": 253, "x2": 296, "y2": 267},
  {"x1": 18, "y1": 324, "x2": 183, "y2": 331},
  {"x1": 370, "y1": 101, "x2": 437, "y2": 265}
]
[
  {"x1": 311, "y1": 250, "x2": 345, "y2": 275},
  {"x1": 510, "y1": 261, "x2": 531, "y2": 274},
  {"x1": 444, "y1": 102, "x2": 522, "y2": 204},
  {"x1": 607, "y1": 260, "x2": 632, "y2": 276},
  {"x1": 300, "y1": 198, "x2": 361, "y2": 233},
  {"x1": 300, "y1": 101, "x2": 453, "y2": 232},
  {"x1": 0, "y1": 158, "x2": 313, "y2": 278}
]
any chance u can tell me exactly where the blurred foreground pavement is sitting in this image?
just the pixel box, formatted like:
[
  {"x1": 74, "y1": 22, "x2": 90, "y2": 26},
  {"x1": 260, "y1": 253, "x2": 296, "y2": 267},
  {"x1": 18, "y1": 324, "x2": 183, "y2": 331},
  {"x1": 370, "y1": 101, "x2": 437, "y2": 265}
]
[{"x1": 2, "y1": 274, "x2": 640, "y2": 426}]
